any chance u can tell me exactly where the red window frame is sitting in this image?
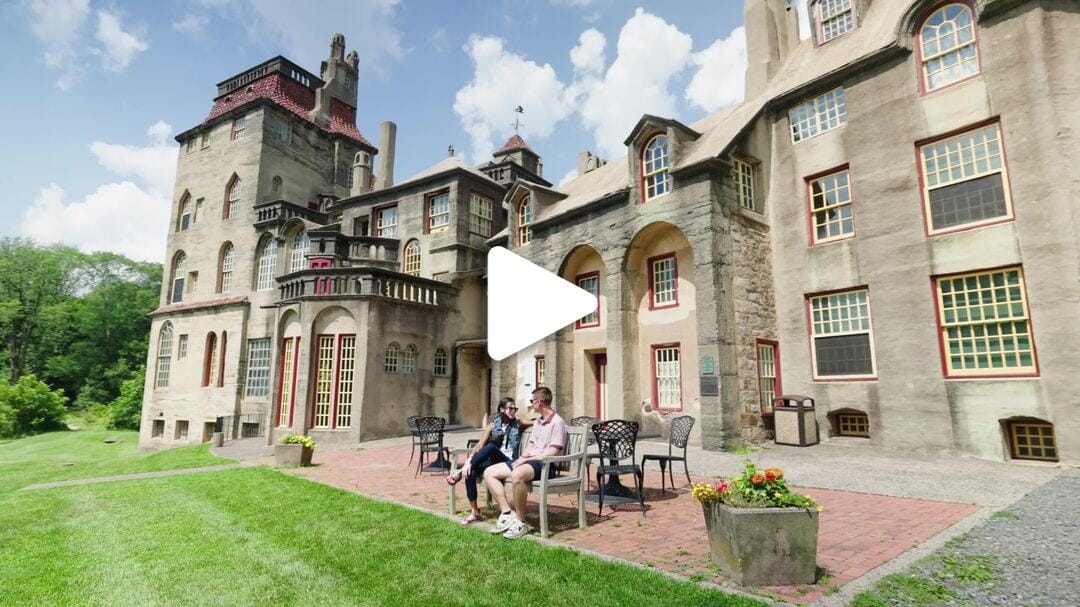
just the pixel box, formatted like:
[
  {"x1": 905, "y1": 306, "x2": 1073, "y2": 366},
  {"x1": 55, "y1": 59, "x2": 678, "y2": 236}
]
[
  {"x1": 804, "y1": 286, "x2": 879, "y2": 382},
  {"x1": 814, "y1": 0, "x2": 858, "y2": 46},
  {"x1": 575, "y1": 271, "x2": 601, "y2": 329},
  {"x1": 309, "y1": 334, "x2": 358, "y2": 430},
  {"x1": 217, "y1": 331, "x2": 227, "y2": 388},
  {"x1": 929, "y1": 265, "x2": 1040, "y2": 380},
  {"x1": 374, "y1": 204, "x2": 398, "y2": 238},
  {"x1": 650, "y1": 342, "x2": 683, "y2": 412},
  {"x1": 914, "y1": 0, "x2": 983, "y2": 96},
  {"x1": 202, "y1": 332, "x2": 217, "y2": 387},
  {"x1": 755, "y1": 339, "x2": 782, "y2": 415},
  {"x1": 424, "y1": 189, "x2": 451, "y2": 234},
  {"x1": 914, "y1": 117, "x2": 1015, "y2": 237},
  {"x1": 646, "y1": 252, "x2": 679, "y2": 311},
  {"x1": 276, "y1": 336, "x2": 300, "y2": 428},
  {"x1": 805, "y1": 163, "x2": 855, "y2": 246}
]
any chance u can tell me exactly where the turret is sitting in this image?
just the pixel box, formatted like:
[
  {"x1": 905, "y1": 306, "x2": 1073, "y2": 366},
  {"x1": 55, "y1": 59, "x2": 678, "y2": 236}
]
[
  {"x1": 744, "y1": 0, "x2": 799, "y2": 98},
  {"x1": 310, "y1": 33, "x2": 359, "y2": 126}
]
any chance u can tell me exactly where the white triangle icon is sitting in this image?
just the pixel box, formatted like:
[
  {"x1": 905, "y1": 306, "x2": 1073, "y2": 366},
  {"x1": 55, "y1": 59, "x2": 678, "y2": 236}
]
[{"x1": 487, "y1": 246, "x2": 598, "y2": 361}]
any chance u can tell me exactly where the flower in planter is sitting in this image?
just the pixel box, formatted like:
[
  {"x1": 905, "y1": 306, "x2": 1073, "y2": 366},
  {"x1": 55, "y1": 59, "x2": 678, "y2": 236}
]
[
  {"x1": 691, "y1": 451, "x2": 821, "y2": 511},
  {"x1": 282, "y1": 434, "x2": 316, "y2": 449}
]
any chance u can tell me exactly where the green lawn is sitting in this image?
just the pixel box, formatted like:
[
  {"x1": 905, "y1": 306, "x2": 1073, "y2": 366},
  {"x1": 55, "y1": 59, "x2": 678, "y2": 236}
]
[{"x1": 0, "y1": 432, "x2": 763, "y2": 606}]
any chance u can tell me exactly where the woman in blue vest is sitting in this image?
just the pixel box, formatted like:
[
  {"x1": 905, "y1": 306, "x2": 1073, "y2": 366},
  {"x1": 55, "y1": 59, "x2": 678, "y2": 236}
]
[{"x1": 447, "y1": 397, "x2": 528, "y2": 526}]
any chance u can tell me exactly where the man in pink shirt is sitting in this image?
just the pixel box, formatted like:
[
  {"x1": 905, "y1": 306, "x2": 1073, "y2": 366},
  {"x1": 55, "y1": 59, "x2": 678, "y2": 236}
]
[{"x1": 484, "y1": 386, "x2": 568, "y2": 539}]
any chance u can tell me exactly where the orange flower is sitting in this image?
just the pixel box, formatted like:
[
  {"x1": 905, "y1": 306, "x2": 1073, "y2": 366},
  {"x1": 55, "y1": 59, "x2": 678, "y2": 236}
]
[
  {"x1": 751, "y1": 473, "x2": 765, "y2": 486},
  {"x1": 764, "y1": 469, "x2": 778, "y2": 482}
]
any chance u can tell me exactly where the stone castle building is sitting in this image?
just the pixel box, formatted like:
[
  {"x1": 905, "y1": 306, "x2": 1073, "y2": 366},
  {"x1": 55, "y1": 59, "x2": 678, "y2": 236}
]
[{"x1": 141, "y1": 1, "x2": 1079, "y2": 466}]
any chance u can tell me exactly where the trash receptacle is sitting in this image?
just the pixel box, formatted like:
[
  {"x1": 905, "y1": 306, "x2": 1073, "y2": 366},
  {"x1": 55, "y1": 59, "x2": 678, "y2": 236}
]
[{"x1": 773, "y1": 395, "x2": 819, "y2": 447}]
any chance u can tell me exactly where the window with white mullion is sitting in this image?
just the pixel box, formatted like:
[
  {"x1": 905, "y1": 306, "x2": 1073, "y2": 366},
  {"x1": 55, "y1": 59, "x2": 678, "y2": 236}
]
[
  {"x1": 809, "y1": 289, "x2": 876, "y2": 378},
  {"x1": 433, "y1": 348, "x2": 449, "y2": 377},
  {"x1": 336, "y1": 336, "x2": 356, "y2": 428},
  {"x1": 428, "y1": 192, "x2": 450, "y2": 233},
  {"x1": 220, "y1": 245, "x2": 235, "y2": 293},
  {"x1": 256, "y1": 238, "x2": 277, "y2": 291},
  {"x1": 576, "y1": 274, "x2": 600, "y2": 327},
  {"x1": 516, "y1": 197, "x2": 532, "y2": 245},
  {"x1": 469, "y1": 194, "x2": 492, "y2": 236},
  {"x1": 277, "y1": 338, "x2": 296, "y2": 426},
  {"x1": 206, "y1": 335, "x2": 219, "y2": 387},
  {"x1": 757, "y1": 343, "x2": 777, "y2": 412},
  {"x1": 643, "y1": 135, "x2": 672, "y2": 200},
  {"x1": 384, "y1": 343, "x2": 399, "y2": 373},
  {"x1": 313, "y1": 336, "x2": 335, "y2": 428},
  {"x1": 654, "y1": 346, "x2": 681, "y2": 409},
  {"x1": 810, "y1": 170, "x2": 854, "y2": 243},
  {"x1": 921, "y1": 4, "x2": 979, "y2": 91},
  {"x1": 155, "y1": 324, "x2": 173, "y2": 389},
  {"x1": 818, "y1": 0, "x2": 855, "y2": 42},
  {"x1": 290, "y1": 232, "x2": 309, "y2": 273},
  {"x1": 650, "y1": 256, "x2": 677, "y2": 307},
  {"x1": 376, "y1": 206, "x2": 397, "y2": 238},
  {"x1": 401, "y1": 344, "x2": 417, "y2": 375},
  {"x1": 244, "y1": 338, "x2": 271, "y2": 398},
  {"x1": 734, "y1": 159, "x2": 755, "y2": 210},
  {"x1": 920, "y1": 124, "x2": 1010, "y2": 233},
  {"x1": 789, "y1": 88, "x2": 847, "y2": 143},
  {"x1": 935, "y1": 267, "x2": 1035, "y2": 376}
]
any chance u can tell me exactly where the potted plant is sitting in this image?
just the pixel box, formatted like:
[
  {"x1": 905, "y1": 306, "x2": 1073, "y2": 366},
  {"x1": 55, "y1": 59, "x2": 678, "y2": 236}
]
[
  {"x1": 691, "y1": 454, "x2": 821, "y2": 586},
  {"x1": 275, "y1": 434, "x2": 316, "y2": 467}
]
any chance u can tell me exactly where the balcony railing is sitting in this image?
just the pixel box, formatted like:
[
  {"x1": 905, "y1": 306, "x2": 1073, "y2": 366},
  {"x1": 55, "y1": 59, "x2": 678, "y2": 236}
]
[
  {"x1": 254, "y1": 200, "x2": 329, "y2": 229},
  {"x1": 277, "y1": 267, "x2": 455, "y2": 307},
  {"x1": 347, "y1": 236, "x2": 399, "y2": 266}
]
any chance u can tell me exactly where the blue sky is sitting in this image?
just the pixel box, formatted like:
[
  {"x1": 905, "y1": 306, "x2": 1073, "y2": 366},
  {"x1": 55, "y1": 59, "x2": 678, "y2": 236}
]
[{"x1": 1, "y1": 0, "x2": 808, "y2": 262}]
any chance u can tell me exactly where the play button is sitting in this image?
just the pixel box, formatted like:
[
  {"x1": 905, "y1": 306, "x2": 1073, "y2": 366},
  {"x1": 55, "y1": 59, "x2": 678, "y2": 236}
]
[{"x1": 487, "y1": 247, "x2": 598, "y2": 361}]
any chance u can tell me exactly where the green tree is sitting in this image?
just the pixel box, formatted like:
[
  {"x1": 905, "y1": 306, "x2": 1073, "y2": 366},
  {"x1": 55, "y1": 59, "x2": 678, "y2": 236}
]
[
  {"x1": 108, "y1": 367, "x2": 145, "y2": 431},
  {"x1": 0, "y1": 374, "x2": 68, "y2": 437}
]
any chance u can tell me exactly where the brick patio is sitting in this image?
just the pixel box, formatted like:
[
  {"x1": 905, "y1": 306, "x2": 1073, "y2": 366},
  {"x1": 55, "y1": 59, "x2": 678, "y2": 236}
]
[{"x1": 283, "y1": 444, "x2": 976, "y2": 604}]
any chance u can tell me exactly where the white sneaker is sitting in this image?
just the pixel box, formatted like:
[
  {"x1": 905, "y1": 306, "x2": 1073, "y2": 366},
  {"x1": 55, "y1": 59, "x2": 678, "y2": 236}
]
[
  {"x1": 503, "y1": 519, "x2": 529, "y2": 539},
  {"x1": 490, "y1": 512, "x2": 514, "y2": 534}
]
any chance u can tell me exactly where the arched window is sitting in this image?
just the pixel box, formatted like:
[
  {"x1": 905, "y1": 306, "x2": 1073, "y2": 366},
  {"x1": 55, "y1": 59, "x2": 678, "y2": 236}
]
[
  {"x1": 643, "y1": 134, "x2": 672, "y2": 200},
  {"x1": 224, "y1": 176, "x2": 241, "y2": 219},
  {"x1": 154, "y1": 322, "x2": 173, "y2": 388},
  {"x1": 384, "y1": 342, "x2": 400, "y2": 373},
  {"x1": 516, "y1": 196, "x2": 532, "y2": 246},
  {"x1": 434, "y1": 348, "x2": 449, "y2": 377},
  {"x1": 170, "y1": 252, "x2": 187, "y2": 303},
  {"x1": 403, "y1": 240, "x2": 421, "y2": 276},
  {"x1": 401, "y1": 344, "x2": 418, "y2": 375},
  {"x1": 255, "y1": 236, "x2": 277, "y2": 291},
  {"x1": 177, "y1": 193, "x2": 191, "y2": 232},
  {"x1": 203, "y1": 332, "x2": 218, "y2": 387},
  {"x1": 218, "y1": 243, "x2": 235, "y2": 294},
  {"x1": 919, "y1": 3, "x2": 979, "y2": 92},
  {"x1": 217, "y1": 331, "x2": 227, "y2": 388},
  {"x1": 290, "y1": 231, "x2": 309, "y2": 273},
  {"x1": 271, "y1": 176, "x2": 282, "y2": 194}
]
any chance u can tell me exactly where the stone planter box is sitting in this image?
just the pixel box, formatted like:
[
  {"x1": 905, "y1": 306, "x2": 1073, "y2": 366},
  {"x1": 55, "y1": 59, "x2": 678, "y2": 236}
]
[
  {"x1": 702, "y1": 501, "x2": 818, "y2": 586},
  {"x1": 275, "y1": 444, "x2": 314, "y2": 467}
]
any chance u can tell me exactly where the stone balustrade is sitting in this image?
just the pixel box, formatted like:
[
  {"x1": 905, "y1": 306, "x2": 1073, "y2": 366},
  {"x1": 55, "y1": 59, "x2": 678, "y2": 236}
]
[
  {"x1": 277, "y1": 267, "x2": 454, "y2": 307},
  {"x1": 254, "y1": 200, "x2": 329, "y2": 229}
]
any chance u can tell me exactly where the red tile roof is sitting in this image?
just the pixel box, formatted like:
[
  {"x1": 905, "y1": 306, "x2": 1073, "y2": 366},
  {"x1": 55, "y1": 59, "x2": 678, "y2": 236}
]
[
  {"x1": 495, "y1": 134, "x2": 534, "y2": 156},
  {"x1": 204, "y1": 72, "x2": 375, "y2": 149},
  {"x1": 150, "y1": 296, "x2": 250, "y2": 316}
]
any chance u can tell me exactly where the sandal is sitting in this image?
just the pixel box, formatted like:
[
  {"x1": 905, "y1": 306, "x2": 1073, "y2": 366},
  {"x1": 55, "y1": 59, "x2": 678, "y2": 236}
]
[
  {"x1": 460, "y1": 512, "x2": 481, "y2": 526},
  {"x1": 445, "y1": 471, "x2": 462, "y2": 486}
]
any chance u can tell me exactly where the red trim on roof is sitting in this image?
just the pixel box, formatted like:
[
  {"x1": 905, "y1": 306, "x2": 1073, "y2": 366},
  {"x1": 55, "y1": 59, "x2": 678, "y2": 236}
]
[
  {"x1": 495, "y1": 134, "x2": 533, "y2": 156},
  {"x1": 203, "y1": 72, "x2": 374, "y2": 148},
  {"x1": 150, "y1": 296, "x2": 249, "y2": 316}
]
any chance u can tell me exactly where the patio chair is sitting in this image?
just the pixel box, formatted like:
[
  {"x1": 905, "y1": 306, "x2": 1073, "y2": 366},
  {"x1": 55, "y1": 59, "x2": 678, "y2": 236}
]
[
  {"x1": 414, "y1": 416, "x2": 449, "y2": 478},
  {"x1": 592, "y1": 419, "x2": 646, "y2": 516},
  {"x1": 640, "y1": 415, "x2": 695, "y2": 493},
  {"x1": 476, "y1": 426, "x2": 589, "y2": 538},
  {"x1": 571, "y1": 416, "x2": 601, "y2": 485},
  {"x1": 406, "y1": 415, "x2": 421, "y2": 467}
]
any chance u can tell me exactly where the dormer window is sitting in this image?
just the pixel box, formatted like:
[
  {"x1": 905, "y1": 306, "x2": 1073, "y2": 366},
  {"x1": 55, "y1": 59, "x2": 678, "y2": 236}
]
[
  {"x1": 816, "y1": 0, "x2": 856, "y2": 43},
  {"x1": 516, "y1": 195, "x2": 533, "y2": 246},
  {"x1": 642, "y1": 134, "x2": 672, "y2": 201}
]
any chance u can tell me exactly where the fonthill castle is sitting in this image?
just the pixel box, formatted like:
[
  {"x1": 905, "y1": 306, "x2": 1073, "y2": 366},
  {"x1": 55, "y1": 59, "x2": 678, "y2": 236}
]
[{"x1": 140, "y1": 0, "x2": 1080, "y2": 466}]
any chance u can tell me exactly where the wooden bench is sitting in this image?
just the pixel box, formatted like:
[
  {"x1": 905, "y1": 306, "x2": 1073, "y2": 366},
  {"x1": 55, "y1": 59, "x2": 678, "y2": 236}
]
[{"x1": 448, "y1": 426, "x2": 588, "y2": 538}]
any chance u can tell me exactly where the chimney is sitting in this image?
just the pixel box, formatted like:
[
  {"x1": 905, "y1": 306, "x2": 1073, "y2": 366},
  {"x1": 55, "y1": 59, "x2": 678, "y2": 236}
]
[
  {"x1": 351, "y1": 151, "x2": 372, "y2": 197},
  {"x1": 375, "y1": 121, "x2": 396, "y2": 190},
  {"x1": 577, "y1": 150, "x2": 606, "y2": 176},
  {"x1": 744, "y1": 0, "x2": 795, "y2": 99}
]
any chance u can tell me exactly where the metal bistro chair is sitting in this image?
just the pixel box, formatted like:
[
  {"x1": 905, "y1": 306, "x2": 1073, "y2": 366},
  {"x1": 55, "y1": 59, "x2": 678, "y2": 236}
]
[
  {"x1": 592, "y1": 419, "x2": 646, "y2": 516},
  {"x1": 568, "y1": 416, "x2": 600, "y2": 476},
  {"x1": 640, "y1": 415, "x2": 696, "y2": 494},
  {"x1": 406, "y1": 415, "x2": 421, "y2": 467},
  {"x1": 414, "y1": 416, "x2": 450, "y2": 478}
]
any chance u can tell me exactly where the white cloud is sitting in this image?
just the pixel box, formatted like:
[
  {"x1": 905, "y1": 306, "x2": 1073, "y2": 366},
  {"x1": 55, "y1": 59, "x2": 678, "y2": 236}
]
[
  {"x1": 685, "y1": 26, "x2": 747, "y2": 112},
  {"x1": 558, "y1": 169, "x2": 578, "y2": 186},
  {"x1": 172, "y1": 14, "x2": 209, "y2": 35},
  {"x1": 573, "y1": 8, "x2": 693, "y2": 158},
  {"x1": 25, "y1": 0, "x2": 90, "y2": 90},
  {"x1": 95, "y1": 10, "x2": 149, "y2": 72},
  {"x1": 20, "y1": 123, "x2": 178, "y2": 262},
  {"x1": 569, "y1": 28, "x2": 605, "y2": 75},
  {"x1": 453, "y1": 35, "x2": 572, "y2": 163}
]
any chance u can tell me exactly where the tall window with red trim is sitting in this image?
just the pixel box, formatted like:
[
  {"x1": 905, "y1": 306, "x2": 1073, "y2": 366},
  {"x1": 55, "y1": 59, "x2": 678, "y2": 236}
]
[
  {"x1": 376, "y1": 205, "x2": 397, "y2": 238},
  {"x1": 427, "y1": 191, "x2": 450, "y2": 233},
  {"x1": 277, "y1": 337, "x2": 298, "y2": 427},
  {"x1": 203, "y1": 332, "x2": 218, "y2": 387},
  {"x1": 919, "y1": 3, "x2": 980, "y2": 92},
  {"x1": 756, "y1": 340, "x2": 780, "y2": 414},
  {"x1": 219, "y1": 243, "x2": 235, "y2": 294},
  {"x1": 230, "y1": 116, "x2": 246, "y2": 141},
  {"x1": 648, "y1": 253, "x2": 678, "y2": 309},
  {"x1": 642, "y1": 134, "x2": 671, "y2": 201},
  {"x1": 809, "y1": 168, "x2": 854, "y2": 244},
  {"x1": 918, "y1": 122, "x2": 1010, "y2": 235},
  {"x1": 217, "y1": 331, "x2": 227, "y2": 388},
  {"x1": 576, "y1": 273, "x2": 600, "y2": 328},
  {"x1": 808, "y1": 289, "x2": 876, "y2": 379},
  {"x1": 312, "y1": 335, "x2": 335, "y2": 428},
  {"x1": 653, "y1": 344, "x2": 682, "y2": 409}
]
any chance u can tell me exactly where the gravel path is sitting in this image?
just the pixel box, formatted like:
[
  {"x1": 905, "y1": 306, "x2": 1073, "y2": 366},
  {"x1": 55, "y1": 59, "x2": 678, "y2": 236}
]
[{"x1": 855, "y1": 470, "x2": 1080, "y2": 606}]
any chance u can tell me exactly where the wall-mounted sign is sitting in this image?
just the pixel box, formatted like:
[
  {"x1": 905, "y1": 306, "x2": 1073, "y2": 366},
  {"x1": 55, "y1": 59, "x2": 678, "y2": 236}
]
[
  {"x1": 700, "y1": 376, "x2": 719, "y2": 397},
  {"x1": 701, "y1": 355, "x2": 715, "y2": 375}
]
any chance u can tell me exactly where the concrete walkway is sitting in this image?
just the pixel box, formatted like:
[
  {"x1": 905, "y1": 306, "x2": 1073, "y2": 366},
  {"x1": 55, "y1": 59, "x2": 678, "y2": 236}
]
[{"x1": 19, "y1": 463, "x2": 251, "y2": 491}]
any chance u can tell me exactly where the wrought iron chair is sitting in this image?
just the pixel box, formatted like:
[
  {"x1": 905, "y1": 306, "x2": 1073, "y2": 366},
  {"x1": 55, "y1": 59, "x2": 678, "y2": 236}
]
[
  {"x1": 406, "y1": 415, "x2": 421, "y2": 467},
  {"x1": 592, "y1": 419, "x2": 646, "y2": 516},
  {"x1": 640, "y1": 415, "x2": 696, "y2": 493},
  {"x1": 568, "y1": 416, "x2": 600, "y2": 476},
  {"x1": 414, "y1": 416, "x2": 449, "y2": 478}
]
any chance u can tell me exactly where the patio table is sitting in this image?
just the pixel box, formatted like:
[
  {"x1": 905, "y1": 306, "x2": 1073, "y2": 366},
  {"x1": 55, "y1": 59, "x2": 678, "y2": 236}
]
[{"x1": 585, "y1": 431, "x2": 661, "y2": 504}]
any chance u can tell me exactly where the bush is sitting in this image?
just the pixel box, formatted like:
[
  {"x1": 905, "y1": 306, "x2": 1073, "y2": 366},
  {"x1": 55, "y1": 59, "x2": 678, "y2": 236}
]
[
  {"x1": 0, "y1": 374, "x2": 69, "y2": 437},
  {"x1": 0, "y1": 400, "x2": 13, "y2": 437},
  {"x1": 83, "y1": 403, "x2": 112, "y2": 428},
  {"x1": 107, "y1": 367, "x2": 145, "y2": 431}
]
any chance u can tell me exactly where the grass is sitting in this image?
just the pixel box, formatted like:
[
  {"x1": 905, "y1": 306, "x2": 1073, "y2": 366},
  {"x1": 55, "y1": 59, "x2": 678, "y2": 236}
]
[
  {"x1": 850, "y1": 574, "x2": 958, "y2": 607},
  {"x1": 0, "y1": 428, "x2": 227, "y2": 493},
  {"x1": 935, "y1": 554, "x2": 996, "y2": 584},
  {"x1": 991, "y1": 510, "x2": 1019, "y2": 520},
  {"x1": 0, "y1": 432, "x2": 764, "y2": 606}
]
